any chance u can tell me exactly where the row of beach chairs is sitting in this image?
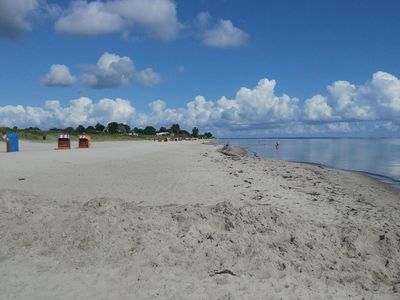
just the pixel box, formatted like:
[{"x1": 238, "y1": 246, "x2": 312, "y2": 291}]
[
  {"x1": 58, "y1": 134, "x2": 91, "y2": 149},
  {"x1": 1, "y1": 133, "x2": 90, "y2": 152},
  {"x1": 156, "y1": 137, "x2": 182, "y2": 142},
  {"x1": 3, "y1": 133, "x2": 199, "y2": 153}
]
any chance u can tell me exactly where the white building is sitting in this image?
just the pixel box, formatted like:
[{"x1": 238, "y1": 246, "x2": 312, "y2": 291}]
[{"x1": 156, "y1": 132, "x2": 169, "y2": 136}]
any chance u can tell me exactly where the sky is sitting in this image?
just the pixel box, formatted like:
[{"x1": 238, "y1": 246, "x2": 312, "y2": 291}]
[{"x1": 0, "y1": 0, "x2": 399, "y2": 137}]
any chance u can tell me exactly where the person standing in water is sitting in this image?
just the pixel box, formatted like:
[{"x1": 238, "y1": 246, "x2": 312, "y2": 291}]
[{"x1": 275, "y1": 140, "x2": 280, "y2": 151}]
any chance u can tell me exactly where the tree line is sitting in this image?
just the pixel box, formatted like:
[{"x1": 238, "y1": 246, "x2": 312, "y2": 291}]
[{"x1": 1, "y1": 123, "x2": 213, "y2": 138}]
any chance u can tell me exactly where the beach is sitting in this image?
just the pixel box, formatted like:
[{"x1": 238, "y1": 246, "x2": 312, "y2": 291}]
[{"x1": 1, "y1": 140, "x2": 399, "y2": 299}]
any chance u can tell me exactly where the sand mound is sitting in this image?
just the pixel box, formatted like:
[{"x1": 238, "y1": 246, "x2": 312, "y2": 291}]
[
  {"x1": 1, "y1": 188, "x2": 399, "y2": 299},
  {"x1": 218, "y1": 144, "x2": 247, "y2": 158}
]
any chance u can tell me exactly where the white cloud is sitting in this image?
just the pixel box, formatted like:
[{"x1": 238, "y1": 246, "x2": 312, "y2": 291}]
[
  {"x1": 203, "y1": 20, "x2": 249, "y2": 48},
  {"x1": 141, "y1": 78, "x2": 299, "y2": 129},
  {"x1": 368, "y1": 71, "x2": 400, "y2": 114},
  {"x1": 301, "y1": 71, "x2": 400, "y2": 124},
  {"x1": 374, "y1": 121, "x2": 399, "y2": 132},
  {"x1": 55, "y1": 0, "x2": 182, "y2": 41},
  {"x1": 81, "y1": 52, "x2": 135, "y2": 89},
  {"x1": 0, "y1": 98, "x2": 135, "y2": 129},
  {"x1": 233, "y1": 79, "x2": 299, "y2": 124},
  {"x1": 197, "y1": 12, "x2": 249, "y2": 48},
  {"x1": 1, "y1": 71, "x2": 399, "y2": 135},
  {"x1": 135, "y1": 68, "x2": 162, "y2": 87},
  {"x1": 0, "y1": 0, "x2": 40, "y2": 39},
  {"x1": 196, "y1": 11, "x2": 211, "y2": 29},
  {"x1": 327, "y1": 80, "x2": 375, "y2": 120},
  {"x1": 303, "y1": 95, "x2": 332, "y2": 121},
  {"x1": 45, "y1": 52, "x2": 162, "y2": 89},
  {"x1": 324, "y1": 71, "x2": 400, "y2": 121},
  {"x1": 41, "y1": 64, "x2": 77, "y2": 87},
  {"x1": 0, "y1": 0, "x2": 60, "y2": 39},
  {"x1": 327, "y1": 122, "x2": 351, "y2": 132},
  {"x1": 92, "y1": 98, "x2": 135, "y2": 124},
  {"x1": 55, "y1": 1, "x2": 123, "y2": 36}
]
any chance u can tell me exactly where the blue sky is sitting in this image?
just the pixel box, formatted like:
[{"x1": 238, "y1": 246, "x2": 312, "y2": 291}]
[{"x1": 0, "y1": 0, "x2": 399, "y2": 136}]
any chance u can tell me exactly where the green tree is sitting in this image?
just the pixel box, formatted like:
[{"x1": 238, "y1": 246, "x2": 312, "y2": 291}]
[
  {"x1": 159, "y1": 126, "x2": 167, "y2": 132},
  {"x1": 64, "y1": 127, "x2": 75, "y2": 133},
  {"x1": 122, "y1": 124, "x2": 131, "y2": 133},
  {"x1": 170, "y1": 123, "x2": 180, "y2": 135},
  {"x1": 76, "y1": 125, "x2": 86, "y2": 133},
  {"x1": 95, "y1": 123, "x2": 105, "y2": 132},
  {"x1": 133, "y1": 127, "x2": 144, "y2": 134},
  {"x1": 86, "y1": 126, "x2": 96, "y2": 133},
  {"x1": 107, "y1": 122, "x2": 119, "y2": 134},
  {"x1": 192, "y1": 127, "x2": 199, "y2": 137},
  {"x1": 204, "y1": 132, "x2": 213, "y2": 138},
  {"x1": 143, "y1": 126, "x2": 156, "y2": 135},
  {"x1": 25, "y1": 127, "x2": 41, "y2": 131},
  {"x1": 117, "y1": 123, "x2": 127, "y2": 134},
  {"x1": 24, "y1": 127, "x2": 42, "y2": 134},
  {"x1": 180, "y1": 130, "x2": 190, "y2": 136}
]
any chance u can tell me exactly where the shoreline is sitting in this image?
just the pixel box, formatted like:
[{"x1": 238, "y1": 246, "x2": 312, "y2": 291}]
[
  {"x1": 217, "y1": 141, "x2": 400, "y2": 190},
  {"x1": 1, "y1": 140, "x2": 399, "y2": 299},
  {"x1": 292, "y1": 160, "x2": 400, "y2": 190},
  {"x1": 216, "y1": 143, "x2": 400, "y2": 198}
]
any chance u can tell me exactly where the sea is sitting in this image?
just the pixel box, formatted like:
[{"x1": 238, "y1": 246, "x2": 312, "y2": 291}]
[{"x1": 218, "y1": 138, "x2": 400, "y2": 189}]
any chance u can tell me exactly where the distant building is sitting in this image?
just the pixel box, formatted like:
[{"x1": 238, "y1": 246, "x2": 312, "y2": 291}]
[{"x1": 156, "y1": 132, "x2": 169, "y2": 136}]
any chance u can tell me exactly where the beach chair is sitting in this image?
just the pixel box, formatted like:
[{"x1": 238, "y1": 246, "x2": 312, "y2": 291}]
[
  {"x1": 3, "y1": 133, "x2": 19, "y2": 152},
  {"x1": 58, "y1": 134, "x2": 71, "y2": 150},
  {"x1": 78, "y1": 135, "x2": 91, "y2": 148}
]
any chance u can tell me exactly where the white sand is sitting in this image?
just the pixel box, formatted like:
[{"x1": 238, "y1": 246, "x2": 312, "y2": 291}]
[{"x1": 1, "y1": 140, "x2": 399, "y2": 299}]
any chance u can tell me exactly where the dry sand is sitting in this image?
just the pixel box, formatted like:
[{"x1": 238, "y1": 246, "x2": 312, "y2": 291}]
[{"x1": 0, "y1": 140, "x2": 399, "y2": 299}]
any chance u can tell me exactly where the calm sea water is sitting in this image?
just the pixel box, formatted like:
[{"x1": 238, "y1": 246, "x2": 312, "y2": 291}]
[{"x1": 218, "y1": 138, "x2": 400, "y2": 189}]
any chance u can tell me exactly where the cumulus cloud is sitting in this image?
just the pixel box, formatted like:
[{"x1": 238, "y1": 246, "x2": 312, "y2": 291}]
[
  {"x1": 327, "y1": 122, "x2": 351, "y2": 132},
  {"x1": 41, "y1": 64, "x2": 77, "y2": 87},
  {"x1": 55, "y1": 1, "x2": 124, "y2": 36},
  {"x1": 374, "y1": 121, "x2": 399, "y2": 132},
  {"x1": 137, "y1": 78, "x2": 299, "y2": 129},
  {"x1": 1, "y1": 72, "x2": 399, "y2": 135},
  {"x1": 196, "y1": 11, "x2": 212, "y2": 30},
  {"x1": 303, "y1": 95, "x2": 332, "y2": 121},
  {"x1": 203, "y1": 20, "x2": 249, "y2": 48},
  {"x1": 42, "y1": 52, "x2": 162, "y2": 89},
  {"x1": 305, "y1": 71, "x2": 400, "y2": 122},
  {"x1": 80, "y1": 52, "x2": 162, "y2": 88},
  {"x1": 0, "y1": 0, "x2": 60, "y2": 39},
  {"x1": 197, "y1": 12, "x2": 249, "y2": 48},
  {"x1": 326, "y1": 80, "x2": 375, "y2": 120},
  {"x1": 0, "y1": 98, "x2": 135, "y2": 129},
  {"x1": 55, "y1": 0, "x2": 182, "y2": 41},
  {"x1": 366, "y1": 71, "x2": 400, "y2": 114},
  {"x1": 81, "y1": 52, "x2": 135, "y2": 89},
  {"x1": 91, "y1": 98, "x2": 135, "y2": 124},
  {"x1": 135, "y1": 68, "x2": 162, "y2": 87},
  {"x1": 0, "y1": 0, "x2": 38, "y2": 39},
  {"x1": 233, "y1": 79, "x2": 298, "y2": 124}
]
